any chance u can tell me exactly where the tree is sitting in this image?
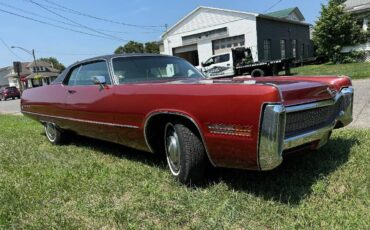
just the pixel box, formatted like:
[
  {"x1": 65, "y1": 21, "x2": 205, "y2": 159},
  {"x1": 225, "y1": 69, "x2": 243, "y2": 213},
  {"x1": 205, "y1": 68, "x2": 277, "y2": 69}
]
[
  {"x1": 331, "y1": 0, "x2": 346, "y2": 5},
  {"x1": 312, "y1": 0, "x2": 366, "y2": 63},
  {"x1": 144, "y1": 41, "x2": 160, "y2": 54},
  {"x1": 114, "y1": 40, "x2": 160, "y2": 54},
  {"x1": 114, "y1": 41, "x2": 144, "y2": 54},
  {"x1": 38, "y1": 57, "x2": 65, "y2": 71}
]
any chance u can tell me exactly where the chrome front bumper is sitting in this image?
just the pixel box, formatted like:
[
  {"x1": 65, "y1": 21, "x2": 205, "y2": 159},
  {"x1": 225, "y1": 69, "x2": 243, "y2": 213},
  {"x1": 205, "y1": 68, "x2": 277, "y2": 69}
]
[{"x1": 258, "y1": 87, "x2": 354, "y2": 171}]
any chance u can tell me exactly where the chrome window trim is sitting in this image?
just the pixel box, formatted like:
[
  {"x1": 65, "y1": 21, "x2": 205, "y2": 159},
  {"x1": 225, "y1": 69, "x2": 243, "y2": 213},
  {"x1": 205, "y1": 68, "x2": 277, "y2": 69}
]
[
  {"x1": 22, "y1": 111, "x2": 139, "y2": 129},
  {"x1": 63, "y1": 58, "x2": 114, "y2": 87},
  {"x1": 143, "y1": 111, "x2": 216, "y2": 167},
  {"x1": 109, "y1": 55, "x2": 206, "y2": 85}
]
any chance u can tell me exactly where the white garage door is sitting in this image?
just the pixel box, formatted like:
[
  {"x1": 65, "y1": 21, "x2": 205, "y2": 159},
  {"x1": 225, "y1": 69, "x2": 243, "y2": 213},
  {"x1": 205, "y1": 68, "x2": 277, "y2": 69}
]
[{"x1": 213, "y1": 35, "x2": 245, "y2": 55}]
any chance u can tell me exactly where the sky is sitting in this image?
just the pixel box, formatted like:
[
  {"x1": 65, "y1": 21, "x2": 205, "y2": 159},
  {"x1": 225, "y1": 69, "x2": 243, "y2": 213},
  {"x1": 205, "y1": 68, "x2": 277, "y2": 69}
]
[{"x1": 0, "y1": 0, "x2": 327, "y2": 67}]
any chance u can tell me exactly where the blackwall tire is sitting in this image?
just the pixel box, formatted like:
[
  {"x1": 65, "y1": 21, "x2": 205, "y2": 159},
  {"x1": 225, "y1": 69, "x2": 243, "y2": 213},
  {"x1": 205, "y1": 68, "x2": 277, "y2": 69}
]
[
  {"x1": 44, "y1": 122, "x2": 65, "y2": 145},
  {"x1": 251, "y1": 68, "x2": 265, "y2": 77},
  {"x1": 164, "y1": 122, "x2": 207, "y2": 185}
]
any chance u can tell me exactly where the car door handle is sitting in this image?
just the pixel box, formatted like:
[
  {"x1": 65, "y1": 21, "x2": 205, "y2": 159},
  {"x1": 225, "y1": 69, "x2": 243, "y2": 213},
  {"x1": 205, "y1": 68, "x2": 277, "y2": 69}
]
[{"x1": 67, "y1": 90, "x2": 76, "y2": 94}]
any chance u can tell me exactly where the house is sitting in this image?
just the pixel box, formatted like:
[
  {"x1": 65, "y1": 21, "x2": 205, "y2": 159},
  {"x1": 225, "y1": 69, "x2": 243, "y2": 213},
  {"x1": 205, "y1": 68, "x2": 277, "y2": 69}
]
[
  {"x1": 266, "y1": 7, "x2": 305, "y2": 22},
  {"x1": 6, "y1": 62, "x2": 31, "y2": 89},
  {"x1": 25, "y1": 61, "x2": 60, "y2": 87},
  {"x1": 342, "y1": 0, "x2": 370, "y2": 57},
  {"x1": 160, "y1": 6, "x2": 313, "y2": 66},
  {"x1": 5, "y1": 61, "x2": 60, "y2": 89},
  {"x1": 344, "y1": 0, "x2": 370, "y2": 30},
  {"x1": 0, "y1": 66, "x2": 13, "y2": 87}
]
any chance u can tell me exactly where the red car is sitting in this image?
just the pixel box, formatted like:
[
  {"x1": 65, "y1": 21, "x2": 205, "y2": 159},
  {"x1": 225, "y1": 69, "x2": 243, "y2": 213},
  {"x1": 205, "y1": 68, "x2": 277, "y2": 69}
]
[
  {"x1": 0, "y1": 86, "x2": 21, "y2": 101},
  {"x1": 21, "y1": 54, "x2": 354, "y2": 184}
]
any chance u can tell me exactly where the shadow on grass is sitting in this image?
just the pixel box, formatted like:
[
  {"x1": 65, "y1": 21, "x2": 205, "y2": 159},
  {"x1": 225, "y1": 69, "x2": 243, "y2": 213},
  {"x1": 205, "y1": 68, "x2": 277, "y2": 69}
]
[
  {"x1": 54, "y1": 132, "x2": 357, "y2": 205},
  {"x1": 211, "y1": 136, "x2": 358, "y2": 204},
  {"x1": 47, "y1": 133, "x2": 168, "y2": 169}
]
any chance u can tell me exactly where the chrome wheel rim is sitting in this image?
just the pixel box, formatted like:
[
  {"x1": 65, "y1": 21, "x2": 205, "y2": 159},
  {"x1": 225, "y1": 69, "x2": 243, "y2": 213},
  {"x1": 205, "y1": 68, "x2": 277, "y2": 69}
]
[
  {"x1": 45, "y1": 123, "x2": 57, "y2": 142},
  {"x1": 165, "y1": 123, "x2": 181, "y2": 175}
]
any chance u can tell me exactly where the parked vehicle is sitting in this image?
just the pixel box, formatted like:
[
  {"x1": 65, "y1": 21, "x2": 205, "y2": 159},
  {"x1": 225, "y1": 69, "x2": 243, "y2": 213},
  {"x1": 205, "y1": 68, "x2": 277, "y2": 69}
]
[
  {"x1": 21, "y1": 54, "x2": 354, "y2": 184},
  {"x1": 0, "y1": 86, "x2": 21, "y2": 101},
  {"x1": 199, "y1": 47, "x2": 292, "y2": 78}
]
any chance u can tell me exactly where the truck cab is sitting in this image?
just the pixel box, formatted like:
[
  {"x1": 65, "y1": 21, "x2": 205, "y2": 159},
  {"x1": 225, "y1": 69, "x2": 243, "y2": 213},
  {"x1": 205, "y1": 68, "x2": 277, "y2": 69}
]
[
  {"x1": 200, "y1": 48, "x2": 291, "y2": 78},
  {"x1": 200, "y1": 52, "x2": 235, "y2": 78}
]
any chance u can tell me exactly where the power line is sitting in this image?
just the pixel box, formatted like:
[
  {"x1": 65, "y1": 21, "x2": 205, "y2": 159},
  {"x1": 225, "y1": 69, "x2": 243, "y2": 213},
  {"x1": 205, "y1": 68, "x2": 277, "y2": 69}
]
[
  {"x1": 26, "y1": 0, "x2": 126, "y2": 42},
  {"x1": 0, "y1": 38, "x2": 25, "y2": 61},
  {"x1": 0, "y1": 8, "x2": 126, "y2": 41},
  {"x1": 0, "y1": 2, "x2": 163, "y2": 35},
  {"x1": 37, "y1": 50, "x2": 108, "y2": 56},
  {"x1": 263, "y1": 0, "x2": 284, "y2": 13},
  {"x1": 41, "y1": 0, "x2": 166, "y2": 29}
]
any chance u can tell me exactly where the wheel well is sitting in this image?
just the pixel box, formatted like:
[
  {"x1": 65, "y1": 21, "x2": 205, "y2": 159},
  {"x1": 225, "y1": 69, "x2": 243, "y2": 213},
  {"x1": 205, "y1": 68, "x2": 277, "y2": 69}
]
[{"x1": 145, "y1": 114, "x2": 204, "y2": 155}]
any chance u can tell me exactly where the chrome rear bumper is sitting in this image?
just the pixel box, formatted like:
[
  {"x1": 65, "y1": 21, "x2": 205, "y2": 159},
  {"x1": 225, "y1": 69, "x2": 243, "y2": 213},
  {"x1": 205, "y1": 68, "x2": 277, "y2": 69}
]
[{"x1": 258, "y1": 87, "x2": 354, "y2": 171}]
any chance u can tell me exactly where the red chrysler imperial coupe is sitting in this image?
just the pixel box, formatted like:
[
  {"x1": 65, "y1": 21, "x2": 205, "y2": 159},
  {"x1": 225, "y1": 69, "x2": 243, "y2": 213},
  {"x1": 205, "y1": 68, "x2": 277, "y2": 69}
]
[{"x1": 21, "y1": 54, "x2": 354, "y2": 184}]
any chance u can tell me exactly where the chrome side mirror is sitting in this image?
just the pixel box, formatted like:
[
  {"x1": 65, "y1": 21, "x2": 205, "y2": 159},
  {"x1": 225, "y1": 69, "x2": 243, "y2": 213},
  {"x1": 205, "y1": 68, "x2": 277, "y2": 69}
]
[{"x1": 93, "y1": 76, "x2": 106, "y2": 91}]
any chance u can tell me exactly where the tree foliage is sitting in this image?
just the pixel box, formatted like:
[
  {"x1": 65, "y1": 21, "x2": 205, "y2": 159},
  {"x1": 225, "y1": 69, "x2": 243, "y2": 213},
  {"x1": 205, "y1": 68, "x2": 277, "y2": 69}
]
[
  {"x1": 114, "y1": 41, "x2": 144, "y2": 54},
  {"x1": 114, "y1": 40, "x2": 160, "y2": 54},
  {"x1": 313, "y1": 0, "x2": 366, "y2": 63},
  {"x1": 38, "y1": 57, "x2": 65, "y2": 71},
  {"x1": 331, "y1": 0, "x2": 346, "y2": 5},
  {"x1": 144, "y1": 41, "x2": 160, "y2": 54}
]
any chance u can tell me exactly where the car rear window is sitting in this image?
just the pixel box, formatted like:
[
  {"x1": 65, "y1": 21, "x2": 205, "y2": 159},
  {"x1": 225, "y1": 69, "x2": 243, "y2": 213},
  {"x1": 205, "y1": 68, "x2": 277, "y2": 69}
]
[{"x1": 112, "y1": 56, "x2": 203, "y2": 84}]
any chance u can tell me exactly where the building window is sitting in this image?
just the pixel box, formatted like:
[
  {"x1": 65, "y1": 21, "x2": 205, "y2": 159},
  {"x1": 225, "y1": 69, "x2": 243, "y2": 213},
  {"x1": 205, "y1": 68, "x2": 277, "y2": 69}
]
[
  {"x1": 301, "y1": 43, "x2": 305, "y2": 58},
  {"x1": 212, "y1": 35, "x2": 245, "y2": 54},
  {"x1": 280, "y1": 40, "x2": 286, "y2": 59},
  {"x1": 263, "y1": 39, "x2": 271, "y2": 60},
  {"x1": 292, "y1": 40, "x2": 297, "y2": 58},
  {"x1": 182, "y1": 27, "x2": 228, "y2": 44}
]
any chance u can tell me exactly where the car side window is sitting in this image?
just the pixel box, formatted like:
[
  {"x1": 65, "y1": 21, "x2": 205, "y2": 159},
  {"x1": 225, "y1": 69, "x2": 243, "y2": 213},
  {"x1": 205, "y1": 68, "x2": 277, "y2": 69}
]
[
  {"x1": 67, "y1": 66, "x2": 81, "y2": 86},
  {"x1": 67, "y1": 61, "x2": 111, "y2": 86}
]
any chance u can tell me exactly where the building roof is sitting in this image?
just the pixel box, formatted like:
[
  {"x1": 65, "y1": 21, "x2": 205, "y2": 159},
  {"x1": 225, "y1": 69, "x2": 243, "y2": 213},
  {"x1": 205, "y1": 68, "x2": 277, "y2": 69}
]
[
  {"x1": 266, "y1": 7, "x2": 305, "y2": 21},
  {"x1": 344, "y1": 0, "x2": 370, "y2": 13},
  {"x1": 162, "y1": 6, "x2": 308, "y2": 38},
  {"x1": 27, "y1": 60, "x2": 53, "y2": 68},
  {"x1": 162, "y1": 6, "x2": 258, "y2": 38},
  {"x1": 0, "y1": 66, "x2": 12, "y2": 72}
]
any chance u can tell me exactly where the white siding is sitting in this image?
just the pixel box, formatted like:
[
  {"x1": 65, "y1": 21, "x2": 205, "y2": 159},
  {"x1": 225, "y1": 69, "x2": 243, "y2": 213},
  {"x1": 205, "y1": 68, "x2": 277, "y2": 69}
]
[{"x1": 162, "y1": 7, "x2": 259, "y2": 64}]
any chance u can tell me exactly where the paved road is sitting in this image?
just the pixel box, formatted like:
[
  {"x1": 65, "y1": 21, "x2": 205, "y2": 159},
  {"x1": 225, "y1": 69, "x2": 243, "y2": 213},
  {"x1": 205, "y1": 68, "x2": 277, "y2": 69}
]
[
  {"x1": 350, "y1": 79, "x2": 370, "y2": 128},
  {"x1": 0, "y1": 98, "x2": 21, "y2": 115},
  {"x1": 0, "y1": 79, "x2": 369, "y2": 128}
]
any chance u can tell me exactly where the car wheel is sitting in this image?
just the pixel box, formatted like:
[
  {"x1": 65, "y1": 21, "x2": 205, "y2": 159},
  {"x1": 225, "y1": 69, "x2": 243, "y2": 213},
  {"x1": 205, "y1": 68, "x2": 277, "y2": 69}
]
[
  {"x1": 164, "y1": 122, "x2": 207, "y2": 185},
  {"x1": 44, "y1": 122, "x2": 65, "y2": 145},
  {"x1": 12, "y1": 97, "x2": 15, "y2": 100},
  {"x1": 251, "y1": 68, "x2": 265, "y2": 77}
]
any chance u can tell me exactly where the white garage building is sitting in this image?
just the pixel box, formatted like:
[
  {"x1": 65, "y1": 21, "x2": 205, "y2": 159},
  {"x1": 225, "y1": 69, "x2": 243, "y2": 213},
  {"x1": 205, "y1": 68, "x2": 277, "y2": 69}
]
[{"x1": 161, "y1": 6, "x2": 313, "y2": 66}]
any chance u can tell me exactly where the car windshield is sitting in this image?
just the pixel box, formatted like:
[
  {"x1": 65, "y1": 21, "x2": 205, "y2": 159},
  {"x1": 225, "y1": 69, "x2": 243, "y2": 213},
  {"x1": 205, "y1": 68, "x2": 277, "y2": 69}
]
[{"x1": 112, "y1": 56, "x2": 204, "y2": 84}]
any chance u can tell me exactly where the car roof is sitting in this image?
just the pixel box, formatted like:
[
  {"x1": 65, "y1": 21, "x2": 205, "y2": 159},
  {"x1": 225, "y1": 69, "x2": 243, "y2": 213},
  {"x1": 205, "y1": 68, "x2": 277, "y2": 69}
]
[{"x1": 74, "y1": 53, "x2": 176, "y2": 66}]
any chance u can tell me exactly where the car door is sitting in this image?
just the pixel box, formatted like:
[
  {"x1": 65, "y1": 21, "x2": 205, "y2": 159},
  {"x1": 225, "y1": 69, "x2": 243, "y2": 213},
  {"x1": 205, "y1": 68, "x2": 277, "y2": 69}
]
[{"x1": 63, "y1": 60, "x2": 118, "y2": 142}]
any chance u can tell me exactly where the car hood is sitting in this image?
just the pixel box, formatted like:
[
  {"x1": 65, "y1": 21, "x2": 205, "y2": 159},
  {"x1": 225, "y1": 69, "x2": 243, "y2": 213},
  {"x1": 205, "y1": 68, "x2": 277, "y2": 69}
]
[
  {"x1": 158, "y1": 77, "x2": 336, "y2": 106},
  {"x1": 252, "y1": 77, "x2": 336, "y2": 106}
]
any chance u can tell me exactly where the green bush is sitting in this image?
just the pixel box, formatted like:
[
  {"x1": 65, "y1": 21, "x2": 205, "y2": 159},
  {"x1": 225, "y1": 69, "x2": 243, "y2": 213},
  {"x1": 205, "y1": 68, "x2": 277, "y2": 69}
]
[{"x1": 340, "y1": 51, "x2": 369, "y2": 64}]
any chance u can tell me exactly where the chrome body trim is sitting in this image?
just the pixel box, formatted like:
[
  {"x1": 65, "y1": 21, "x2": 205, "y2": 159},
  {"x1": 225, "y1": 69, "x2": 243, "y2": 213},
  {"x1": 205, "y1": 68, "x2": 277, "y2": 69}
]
[
  {"x1": 258, "y1": 104, "x2": 286, "y2": 170},
  {"x1": 22, "y1": 111, "x2": 139, "y2": 129},
  {"x1": 258, "y1": 87, "x2": 354, "y2": 171},
  {"x1": 143, "y1": 111, "x2": 216, "y2": 166}
]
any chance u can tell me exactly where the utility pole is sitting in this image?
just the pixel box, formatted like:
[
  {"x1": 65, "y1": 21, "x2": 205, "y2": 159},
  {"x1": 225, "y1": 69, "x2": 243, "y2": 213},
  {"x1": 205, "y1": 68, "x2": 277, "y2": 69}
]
[{"x1": 11, "y1": 46, "x2": 40, "y2": 87}]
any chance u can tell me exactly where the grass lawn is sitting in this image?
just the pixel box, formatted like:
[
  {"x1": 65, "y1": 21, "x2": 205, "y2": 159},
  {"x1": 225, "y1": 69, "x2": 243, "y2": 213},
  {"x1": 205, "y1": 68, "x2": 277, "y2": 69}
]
[
  {"x1": 0, "y1": 115, "x2": 369, "y2": 229},
  {"x1": 287, "y1": 62, "x2": 370, "y2": 80}
]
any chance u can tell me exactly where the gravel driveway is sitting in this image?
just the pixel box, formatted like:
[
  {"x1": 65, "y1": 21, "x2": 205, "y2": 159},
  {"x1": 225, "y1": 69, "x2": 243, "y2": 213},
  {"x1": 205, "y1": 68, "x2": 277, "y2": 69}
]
[{"x1": 0, "y1": 79, "x2": 369, "y2": 128}]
